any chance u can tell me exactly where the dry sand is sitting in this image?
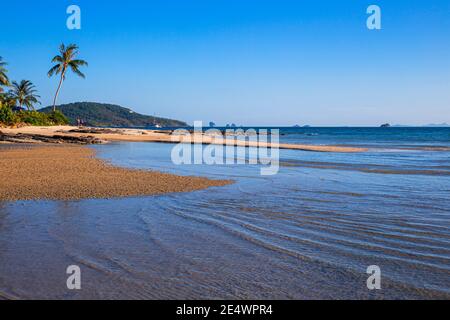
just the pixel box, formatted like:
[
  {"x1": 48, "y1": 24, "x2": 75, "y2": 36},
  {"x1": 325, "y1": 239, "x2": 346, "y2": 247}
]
[
  {"x1": 0, "y1": 126, "x2": 368, "y2": 153},
  {"x1": 0, "y1": 145, "x2": 232, "y2": 201}
]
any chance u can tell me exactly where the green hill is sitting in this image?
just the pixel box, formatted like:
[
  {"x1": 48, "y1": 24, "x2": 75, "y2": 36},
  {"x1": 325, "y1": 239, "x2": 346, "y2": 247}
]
[{"x1": 39, "y1": 102, "x2": 187, "y2": 128}]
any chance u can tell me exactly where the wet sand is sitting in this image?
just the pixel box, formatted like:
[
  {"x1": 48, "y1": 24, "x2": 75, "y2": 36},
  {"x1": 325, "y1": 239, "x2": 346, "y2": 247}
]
[
  {"x1": 0, "y1": 145, "x2": 231, "y2": 201},
  {"x1": 1, "y1": 126, "x2": 368, "y2": 153}
]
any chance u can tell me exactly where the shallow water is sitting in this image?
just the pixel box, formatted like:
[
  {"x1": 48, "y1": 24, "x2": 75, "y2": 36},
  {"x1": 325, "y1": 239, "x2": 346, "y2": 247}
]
[{"x1": 0, "y1": 128, "x2": 449, "y2": 299}]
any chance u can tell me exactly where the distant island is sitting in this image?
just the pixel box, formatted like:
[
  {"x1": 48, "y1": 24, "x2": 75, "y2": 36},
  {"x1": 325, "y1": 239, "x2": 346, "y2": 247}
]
[{"x1": 39, "y1": 102, "x2": 187, "y2": 128}]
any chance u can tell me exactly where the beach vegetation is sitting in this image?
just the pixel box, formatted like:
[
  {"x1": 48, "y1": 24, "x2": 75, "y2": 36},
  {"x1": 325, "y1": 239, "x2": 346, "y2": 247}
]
[
  {"x1": 48, "y1": 44, "x2": 88, "y2": 111},
  {"x1": 0, "y1": 56, "x2": 10, "y2": 92},
  {"x1": 14, "y1": 110, "x2": 69, "y2": 126},
  {"x1": 9, "y1": 80, "x2": 41, "y2": 111},
  {"x1": 1, "y1": 88, "x2": 68, "y2": 127},
  {"x1": 0, "y1": 92, "x2": 16, "y2": 108},
  {"x1": 0, "y1": 49, "x2": 76, "y2": 127},
  {"x1": 0, "y1": 102, "x2": 69, "y2": 126},
  {"x1": 0, "y1": 102, "x2": 18, "y2": 125}
]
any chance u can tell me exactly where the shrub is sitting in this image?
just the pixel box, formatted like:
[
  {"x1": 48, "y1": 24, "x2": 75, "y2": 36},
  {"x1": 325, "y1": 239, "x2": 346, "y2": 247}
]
[
  {"x1": 48, "y1": 110, "x2": 69, "y2": 125},
  {"x1": 0, "y1": 109, "x2": 70, "y2": 126},
  {"x1": 16, "y1": 110, "x2": 47, "y2": 126},
  {"x1": 16, "y1": 110, "x2": 69, "y2": 126},
  {"x1": 0, "y1": 104, "x2": 18, "y2": 125},
  {"x1": 0, "y1": 99, "x2": 70, "y2": 127}
]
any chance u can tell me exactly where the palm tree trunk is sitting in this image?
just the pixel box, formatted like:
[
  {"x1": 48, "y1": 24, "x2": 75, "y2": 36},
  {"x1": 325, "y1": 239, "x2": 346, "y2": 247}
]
[{"x1": 52, "y1": 73, "x2": 65, "y2": 112}]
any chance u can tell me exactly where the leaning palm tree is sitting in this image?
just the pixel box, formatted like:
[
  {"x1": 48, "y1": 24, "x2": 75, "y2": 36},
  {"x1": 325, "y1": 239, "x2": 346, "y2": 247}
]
[
  {"x1": 48, "y1": 44, "x2": 88, "y2": 111},
  {"x1": 9, "y1": 80, "x2": 41, "y2": 110},
  {"x1": 0, "y1": 56, "x2": 10, "y2": 92}
]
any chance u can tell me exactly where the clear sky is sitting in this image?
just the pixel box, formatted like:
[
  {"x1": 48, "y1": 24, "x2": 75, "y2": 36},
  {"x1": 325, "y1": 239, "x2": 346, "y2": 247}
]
[{"x1": 1, "y1": 0, "x2": 449, "y2": 126}]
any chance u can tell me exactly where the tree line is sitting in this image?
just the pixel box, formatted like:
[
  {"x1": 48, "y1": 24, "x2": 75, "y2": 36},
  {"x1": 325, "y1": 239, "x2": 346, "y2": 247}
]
[{"x1": 0, "y1": 44, "x2": 87, "y2": 125}]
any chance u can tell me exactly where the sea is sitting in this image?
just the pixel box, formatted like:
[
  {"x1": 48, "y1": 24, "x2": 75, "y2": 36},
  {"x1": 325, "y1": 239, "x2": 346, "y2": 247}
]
[{"x1": 0, "y1": 127, "x2": 449, "y2": 299}]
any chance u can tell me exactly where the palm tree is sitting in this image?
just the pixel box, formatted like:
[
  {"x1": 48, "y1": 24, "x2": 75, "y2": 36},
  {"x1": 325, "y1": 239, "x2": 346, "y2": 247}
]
[
  {"x1": 9, "y1": 80, "x2": 41, "y2": 110},
  {"x1": 0, "y1": 56, "x2": 10, "y2": 92},
  {"x1": 48, "y1": 44, "x2": 88, "y2": 111}
]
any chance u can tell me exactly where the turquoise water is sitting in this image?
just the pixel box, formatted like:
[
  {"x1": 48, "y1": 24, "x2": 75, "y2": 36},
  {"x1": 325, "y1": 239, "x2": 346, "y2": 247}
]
[{"x1": 0, "y1": 128, "x2": 449, "y2": 299}]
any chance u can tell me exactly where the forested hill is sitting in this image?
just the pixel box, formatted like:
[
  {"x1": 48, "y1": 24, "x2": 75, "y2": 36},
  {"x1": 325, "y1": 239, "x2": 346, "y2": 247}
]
[{"x1": 39, "y1": 102, "x2": 187, "y2": 127}]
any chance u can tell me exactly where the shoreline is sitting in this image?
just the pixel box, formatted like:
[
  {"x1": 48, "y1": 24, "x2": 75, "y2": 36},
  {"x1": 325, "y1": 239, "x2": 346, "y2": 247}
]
[
  {"x1": 0, "y1": 126, "x2": 368, "y2": 152},
  {"x1": 0, "y1": 144, "x2": 232, "y2": 201}
]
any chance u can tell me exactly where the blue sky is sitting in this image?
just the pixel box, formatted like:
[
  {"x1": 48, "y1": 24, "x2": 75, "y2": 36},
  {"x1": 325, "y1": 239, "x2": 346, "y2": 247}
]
[{"x1": 1, "y1": 0, "x2": 449, "y2": 126}]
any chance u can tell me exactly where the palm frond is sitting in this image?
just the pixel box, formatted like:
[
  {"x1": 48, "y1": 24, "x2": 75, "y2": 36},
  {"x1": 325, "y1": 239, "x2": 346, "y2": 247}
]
[
  {"x1": 70, "y1": 59, "x2": 88, "y2": 67},
  {"x1": 8, "y1": 79, "x2": 40, "y2": 109},
  {"x1": 51, "y1": 55, "x2": 64, "y2": 63},
  {"x1": 69, "y1": 64, "x2": 86, "y2": 78},
  {"x1": 66, "y1": 44, "x2": 79, "y2": 52},
  {"x1": 48, "y1": 64, "x2": 62, "y2": 77},
  {"x1": 0, "y1": 56, "x2": 10, "y2": 87},
  {"x1": 48, "y1": 44, "x2": 87, "y2": 80}
]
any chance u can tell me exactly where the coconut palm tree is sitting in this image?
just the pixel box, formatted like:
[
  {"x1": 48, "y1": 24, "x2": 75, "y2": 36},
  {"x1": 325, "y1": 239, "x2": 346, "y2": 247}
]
[
  {"x1": 9, "y1": 80, "x2": 41, "y2": 110},
  {"x1": 0, "y1": 56, "x2": 10, "y2": 92},
  {"x1": 48, "y1": 43, "x2": 88, "y2": 111}
]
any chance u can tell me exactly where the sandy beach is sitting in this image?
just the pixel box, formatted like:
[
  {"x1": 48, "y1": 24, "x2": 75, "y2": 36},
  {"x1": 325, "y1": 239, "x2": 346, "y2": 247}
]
[
  {"x1": 0, "y1": 126, "x2": 366, "y2": 201},
  {"x1": 0, "y1": 126, "x2": 368, "y2": 152},
  {"x1": 0, "y1": 145, "x2": 231, "y2": 201}
]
